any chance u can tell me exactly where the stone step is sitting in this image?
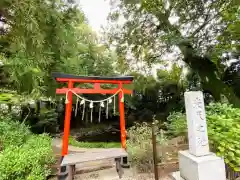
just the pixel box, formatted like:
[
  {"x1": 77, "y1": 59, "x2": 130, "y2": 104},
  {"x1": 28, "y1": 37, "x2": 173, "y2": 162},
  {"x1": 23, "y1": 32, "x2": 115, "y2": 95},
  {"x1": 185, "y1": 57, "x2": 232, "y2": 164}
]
[{"x1": 171, "y1": 171, "x2": 184, "y2": 180}]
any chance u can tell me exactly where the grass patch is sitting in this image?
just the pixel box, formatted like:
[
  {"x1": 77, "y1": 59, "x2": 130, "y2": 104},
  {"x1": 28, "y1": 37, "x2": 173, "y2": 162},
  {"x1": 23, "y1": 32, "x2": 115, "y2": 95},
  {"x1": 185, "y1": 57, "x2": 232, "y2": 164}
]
[{"x1": 69, "y1": 136, "x2": 121, "y2": 148}]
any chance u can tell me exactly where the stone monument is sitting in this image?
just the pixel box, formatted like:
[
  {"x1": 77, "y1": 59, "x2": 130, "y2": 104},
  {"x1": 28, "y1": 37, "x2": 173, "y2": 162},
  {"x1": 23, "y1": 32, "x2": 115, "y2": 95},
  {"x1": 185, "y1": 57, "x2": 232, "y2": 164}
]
[{"x1": 171, "y1": 91, "x2": 226, "y2": 180}]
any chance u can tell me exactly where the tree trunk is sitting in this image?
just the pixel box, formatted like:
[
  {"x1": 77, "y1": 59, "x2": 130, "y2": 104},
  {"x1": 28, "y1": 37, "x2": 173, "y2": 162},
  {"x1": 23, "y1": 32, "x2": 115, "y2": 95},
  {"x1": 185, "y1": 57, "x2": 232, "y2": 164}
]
[
  {"x1": 153, "y1": 14, "x2": 240, "y2": 106},
  {"x1": 179, "y1": 43, "x2": 240, "y2": 107}
]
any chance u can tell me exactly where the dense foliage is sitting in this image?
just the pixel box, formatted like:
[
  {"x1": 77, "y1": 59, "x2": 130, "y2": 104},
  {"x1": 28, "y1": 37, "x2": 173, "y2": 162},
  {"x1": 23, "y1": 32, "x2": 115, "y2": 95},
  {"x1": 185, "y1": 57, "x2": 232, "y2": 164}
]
[
  {"x1": 124, "y1": 63, "x2": 187, "y2": 121},
  {"x1": 107, "y1": 0, "x2": 240, "y2": 106},
  {"x1": 0, "y1": 0, "x2": 116, "y2": 98},
  {"x1": 0, "y1": 0, "x2": 119, "y2": 131},
  {"x1": 0, "y1": 116, "x2": 54, "y2": 180},
  {"x1": 167, "y1": 103, "x2": 240, "y2": 171},
  {"x1": 0, "y1": 0, "x2": 240, "y2": 177}
]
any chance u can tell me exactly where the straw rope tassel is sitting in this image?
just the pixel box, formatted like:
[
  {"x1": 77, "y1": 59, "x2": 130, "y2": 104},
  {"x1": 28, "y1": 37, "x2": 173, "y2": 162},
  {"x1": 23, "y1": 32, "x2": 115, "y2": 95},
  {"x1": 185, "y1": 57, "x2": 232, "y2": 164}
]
[
  {"x1": 81, "y1": 101, "x2": 85, "y2": 121},
  {"x1": 90, "y1": 108, "x2": 93, "y2": 123},
  {"x1": 121, "y1": 95, "x2": 124, "y2": 102},
  {"x1": 106, "y1": 100, "x2": 109, "y2": 119},
  {"x1": 75, "y1": 98, "x2": 79, "y2": 117},
  {"x1": 113, "y1": 96, "x2": 116, "y2": 115},
  {"x1": 90, "y1": 101, "x2": 93, "y2": 123},
  {"x1": 65, "y1": 91, "x2": 69, "y2": 104},
  {"x1": 99, "y1": 102, "x2": 104, "y2": 123},
  {"x1": 65, "y1": 89, "x2": 124, "y2": 122},
  {"x1": 98, "y1": 105, "x2": 101, "y2": 123}
]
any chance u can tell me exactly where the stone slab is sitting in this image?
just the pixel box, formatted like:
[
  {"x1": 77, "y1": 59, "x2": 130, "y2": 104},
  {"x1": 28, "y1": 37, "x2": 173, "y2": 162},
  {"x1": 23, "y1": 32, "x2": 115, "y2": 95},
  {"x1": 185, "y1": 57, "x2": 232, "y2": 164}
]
[
  {"x1": 179, "y1": 150, "x2": 226, "y2": 180},
  {"x1": 184, "y1": 91, "x2": 210, "y2": 156},
  {"x1": 61, "y1": 148, "x2": 128, "y2": 166},
  {"x1": 171, "y1": 171, "x2": 184, "y2": 180}
]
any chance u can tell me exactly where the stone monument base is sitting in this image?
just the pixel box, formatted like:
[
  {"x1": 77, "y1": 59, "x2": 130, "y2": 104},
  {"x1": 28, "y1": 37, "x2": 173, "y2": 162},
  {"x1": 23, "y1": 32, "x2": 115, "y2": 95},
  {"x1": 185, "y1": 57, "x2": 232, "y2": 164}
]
[
  {"x1": 171, "y1": 150, "x2": 226, "y2": 180},
  {"x1": 171, "y1": 171, "x2": 183, "y2": 180}
]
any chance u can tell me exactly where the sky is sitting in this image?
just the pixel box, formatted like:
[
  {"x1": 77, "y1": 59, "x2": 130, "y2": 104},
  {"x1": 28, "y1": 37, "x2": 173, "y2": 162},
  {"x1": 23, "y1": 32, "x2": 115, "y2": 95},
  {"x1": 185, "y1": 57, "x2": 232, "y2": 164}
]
[
  {"x1": 77, "y1": 0, "x2": 111, "y2": 33},
  {"x1": 77, "y1": 0, "x2": 178, "y2": 33},
  {"x1": 76, "y1": 0, "x2": 180, "y2": 75}
]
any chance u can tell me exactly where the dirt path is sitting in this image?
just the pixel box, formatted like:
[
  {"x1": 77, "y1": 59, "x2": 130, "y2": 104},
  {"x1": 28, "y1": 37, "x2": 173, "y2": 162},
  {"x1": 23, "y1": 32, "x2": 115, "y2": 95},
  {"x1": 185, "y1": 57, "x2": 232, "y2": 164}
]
[{"x1": 51, "y1": 138, "x2": 171, "y2": 180}]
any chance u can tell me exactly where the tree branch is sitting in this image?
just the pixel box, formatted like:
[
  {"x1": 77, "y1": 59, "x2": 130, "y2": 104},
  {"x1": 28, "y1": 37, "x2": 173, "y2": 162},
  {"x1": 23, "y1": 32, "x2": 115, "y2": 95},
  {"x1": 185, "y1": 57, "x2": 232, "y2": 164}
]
[
  {"x1": 0, "y1": 18, "x2": 7, "y2": 24},
  {"x1": 190, "y1": 1, "x2": 228, "y2": 38}
]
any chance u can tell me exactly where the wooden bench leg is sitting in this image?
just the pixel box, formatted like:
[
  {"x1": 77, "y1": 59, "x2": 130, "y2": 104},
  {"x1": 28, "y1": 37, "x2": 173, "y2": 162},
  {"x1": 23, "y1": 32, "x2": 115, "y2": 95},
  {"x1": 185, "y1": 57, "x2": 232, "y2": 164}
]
[
  {"x1": 67, "y1": 165, "x2": 75, "y2": 180},
  {"x1": 115, "y1": 158, "x2": 123, "y2": 179},
  {"x1": 121, "y1": 156, "x2": 130, "y2": 168},
  {"x1": 58, "y1": 166, "x2": 68, "y2": 180},
  {"x1": 58, "y1": 165, "x2": 75, "y2": 180}
]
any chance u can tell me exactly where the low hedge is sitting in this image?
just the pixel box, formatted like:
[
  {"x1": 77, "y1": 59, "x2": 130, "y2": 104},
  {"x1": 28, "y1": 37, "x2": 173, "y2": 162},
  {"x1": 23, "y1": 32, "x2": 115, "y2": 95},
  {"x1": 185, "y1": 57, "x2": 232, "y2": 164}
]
[
  {"x1": 167, "y1": 103, "x2": 240, "y2": 171},
  {"x1": 0, "y1": 116, "x2": 55, "y2": 180}
]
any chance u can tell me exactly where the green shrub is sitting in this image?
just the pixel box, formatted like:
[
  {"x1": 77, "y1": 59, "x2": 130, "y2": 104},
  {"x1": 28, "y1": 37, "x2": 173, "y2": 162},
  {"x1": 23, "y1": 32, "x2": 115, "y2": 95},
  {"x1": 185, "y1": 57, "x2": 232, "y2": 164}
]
[
  {"x1": 0, "y1": 116, "x2": 31, "y2": 149},
  {"x1": 206, "y1": 103, "x2": 240, "y2": 171},
  {"x1": 166, "y1": 112, "x2": 187, "y2": 137},
  {"x1": 167, "y1": 103, "x2": 240, "y2": 171},
  {"x1": 0, "y1": 116, "x2": 55, "y2": 180},
  {"x1": 127, "y1": 122, "x2": 154, "y2": 172},
  {"x1": 31, "y1": 109, "x2": 59, "y2": 133},
  {"x1": 0, "y1": 134, "x2": 55, "y2": 180},
  {"x1": 127, "y1": 122, "x2": 166, "y2": 172}
]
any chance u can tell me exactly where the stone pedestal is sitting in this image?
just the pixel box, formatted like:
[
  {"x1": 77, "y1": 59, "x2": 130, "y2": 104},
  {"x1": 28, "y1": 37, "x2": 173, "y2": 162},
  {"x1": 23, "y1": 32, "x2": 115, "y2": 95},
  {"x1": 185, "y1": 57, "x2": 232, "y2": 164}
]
[
  {"x1": 171, "y1": 91, "x2": 226, "y2": 180},
  {"x1": 172, "y1": 151, "x2": 226, "y2": 180},
  {"x1": 171, "y1": 171, "x2": 184, "y2": 180}
]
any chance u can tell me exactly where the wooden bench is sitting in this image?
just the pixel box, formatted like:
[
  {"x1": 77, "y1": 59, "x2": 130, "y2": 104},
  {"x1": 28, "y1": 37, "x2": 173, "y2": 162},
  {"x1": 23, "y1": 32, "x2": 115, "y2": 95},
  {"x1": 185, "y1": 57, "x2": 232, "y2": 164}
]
[{"x1": 59, "y1": 148, "x2": 128, "y2": 180}]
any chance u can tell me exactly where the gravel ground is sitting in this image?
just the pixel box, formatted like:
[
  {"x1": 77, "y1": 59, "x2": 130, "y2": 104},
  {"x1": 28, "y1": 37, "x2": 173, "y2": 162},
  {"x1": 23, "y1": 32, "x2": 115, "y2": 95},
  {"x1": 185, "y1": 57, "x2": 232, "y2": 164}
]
[
  {"x1": 49, "y1": 167, "x2": 172, "y2": 180},
  {"x1": 75, "y1": 167, "x2": 172, "y2": 180}
]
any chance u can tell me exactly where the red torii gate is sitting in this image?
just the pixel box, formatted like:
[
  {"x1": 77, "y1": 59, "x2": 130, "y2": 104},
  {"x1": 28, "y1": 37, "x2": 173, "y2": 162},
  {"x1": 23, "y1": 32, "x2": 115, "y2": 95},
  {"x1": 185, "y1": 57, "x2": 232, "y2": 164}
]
[{"x1": 52, "y1": 72, "x2": 134, "y2": 157}]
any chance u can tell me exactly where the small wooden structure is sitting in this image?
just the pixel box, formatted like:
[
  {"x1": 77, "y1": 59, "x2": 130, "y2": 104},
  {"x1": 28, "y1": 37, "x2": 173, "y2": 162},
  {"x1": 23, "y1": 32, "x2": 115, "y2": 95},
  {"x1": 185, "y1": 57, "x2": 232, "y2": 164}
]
[
  {"x1": 61, "y1": 148, "x2": 128, "y2": 179},
  {"x1": 52, "y1": 72, "x2": 134, "y2": 179}
]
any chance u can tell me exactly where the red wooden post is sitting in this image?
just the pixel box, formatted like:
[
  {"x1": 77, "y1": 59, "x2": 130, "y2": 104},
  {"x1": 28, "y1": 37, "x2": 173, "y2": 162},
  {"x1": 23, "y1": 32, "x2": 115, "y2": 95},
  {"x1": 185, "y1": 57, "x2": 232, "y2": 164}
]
[
  {"x1": 118, "y1": 83, "x2": 127, "y2": 149},
  {"x1": 62, "y1": 81, "x2": 73, "y2": 156}
]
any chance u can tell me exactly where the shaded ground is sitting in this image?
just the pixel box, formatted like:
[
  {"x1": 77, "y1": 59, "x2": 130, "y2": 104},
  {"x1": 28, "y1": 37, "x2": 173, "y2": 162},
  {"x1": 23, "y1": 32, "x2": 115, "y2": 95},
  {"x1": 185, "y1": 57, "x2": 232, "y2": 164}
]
[
  {"x1": 50, "y1": 167, "x2": 171, "y2": 180},
  {"x1": 51, "y1": 138, "x2": 171, "y2": 180},
  {"x1": 74, "y1": 168, "x2": 171, "y2": 180}
]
